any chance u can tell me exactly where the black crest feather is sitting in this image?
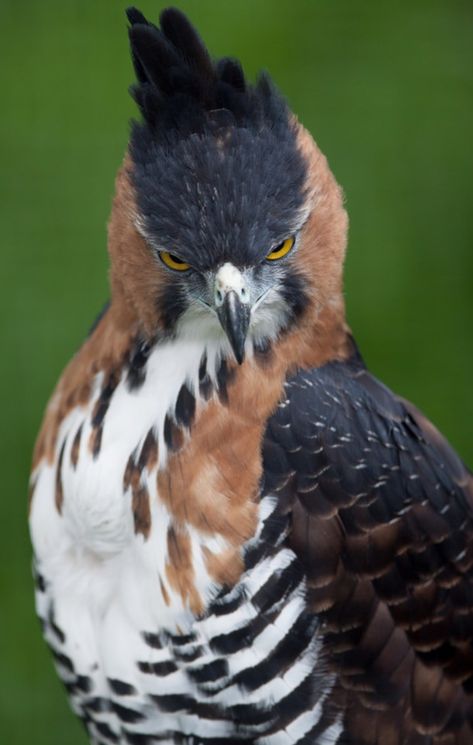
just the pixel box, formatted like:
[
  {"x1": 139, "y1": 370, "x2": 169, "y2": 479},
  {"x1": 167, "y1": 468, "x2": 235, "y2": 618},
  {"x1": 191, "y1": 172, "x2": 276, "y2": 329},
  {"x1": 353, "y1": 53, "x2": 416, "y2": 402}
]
[{"x1": 126, "y1": 6, "x2": 287, "y2": 137}]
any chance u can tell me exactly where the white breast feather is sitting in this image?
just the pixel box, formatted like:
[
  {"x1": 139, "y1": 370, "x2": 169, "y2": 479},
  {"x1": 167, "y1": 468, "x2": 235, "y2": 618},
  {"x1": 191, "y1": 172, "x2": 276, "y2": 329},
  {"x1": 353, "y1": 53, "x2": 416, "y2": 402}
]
[{"x1": 29, "y1": 316, "x2": 337, "y2": 743}]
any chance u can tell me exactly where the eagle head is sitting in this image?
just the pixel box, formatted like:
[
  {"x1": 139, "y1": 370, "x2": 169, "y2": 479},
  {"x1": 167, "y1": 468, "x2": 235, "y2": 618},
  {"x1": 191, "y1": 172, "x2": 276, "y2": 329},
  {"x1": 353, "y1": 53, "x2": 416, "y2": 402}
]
[{"x1": 108, "y1": 7, "x2": 349, "y2": 367}]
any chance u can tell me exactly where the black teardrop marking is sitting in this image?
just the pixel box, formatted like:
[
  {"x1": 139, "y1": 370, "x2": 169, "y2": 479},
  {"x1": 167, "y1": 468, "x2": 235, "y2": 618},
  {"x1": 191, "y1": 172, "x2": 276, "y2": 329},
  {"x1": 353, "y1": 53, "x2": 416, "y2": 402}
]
[
  {"x1": 123, "y1": 448, "x2": 138, "y2": 493},
  {"x1": 92, "y1": 371, "x2": 120, "y2": 429},
  {"x1": 90, "y1": 369, "x2": 120, "y2": 458},
  {"x1": 198, "y1": 353, "x2": 207, "y2": 380},
  {"x1": 175, "y1": 383, "x2": 196, "y2": 429},
  {"x1": 198, "y1": 352, "x2": 213, "y2": 400},
  {"x1": 127, "y1": 338, "x2": 152, "y2": 391},
  {"x1": 137, "y1": 429, "x2": 158, "y2": 471},
  {"x1": 124, "y1": 430, "x2": 158, "y2": 496},
  {"x1": 70, "y1": 422, "x2": 83, "y2": 469},
  {"x1": 216, "y1": 358, "x2": 236, "y2": 404},
  {"x1": 164, "y1": 414, "x2": 184, "y2": 452}
]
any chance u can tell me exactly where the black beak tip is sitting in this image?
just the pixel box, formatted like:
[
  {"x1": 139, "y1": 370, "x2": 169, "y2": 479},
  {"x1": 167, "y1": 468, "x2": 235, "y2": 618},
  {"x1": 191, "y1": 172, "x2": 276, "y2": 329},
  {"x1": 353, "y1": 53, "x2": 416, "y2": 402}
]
[
  {"x1": 227, "y1": 327, "x2": 248, "y2": 365},
  {"x1": 216, "y1": 290, "x2": 251, "y2": 367}
]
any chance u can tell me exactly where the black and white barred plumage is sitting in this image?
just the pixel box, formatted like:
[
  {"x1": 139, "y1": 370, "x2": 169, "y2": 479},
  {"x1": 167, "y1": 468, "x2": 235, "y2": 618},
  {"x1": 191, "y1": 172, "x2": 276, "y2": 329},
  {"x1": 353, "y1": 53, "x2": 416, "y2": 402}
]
[{"x1": 35, "y1": 492, "x2": 341, "y2": 745}]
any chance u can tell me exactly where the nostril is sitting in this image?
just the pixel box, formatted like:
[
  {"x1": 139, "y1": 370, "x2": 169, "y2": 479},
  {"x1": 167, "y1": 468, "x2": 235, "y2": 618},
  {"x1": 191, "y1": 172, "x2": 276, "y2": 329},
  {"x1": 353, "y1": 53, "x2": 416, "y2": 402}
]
[
  {"x1": 241, "y1": 287, "x2": 246, "y2": 297},
  {"x1": 216, "y1": 289, "x2": 223, "y2": 304}
]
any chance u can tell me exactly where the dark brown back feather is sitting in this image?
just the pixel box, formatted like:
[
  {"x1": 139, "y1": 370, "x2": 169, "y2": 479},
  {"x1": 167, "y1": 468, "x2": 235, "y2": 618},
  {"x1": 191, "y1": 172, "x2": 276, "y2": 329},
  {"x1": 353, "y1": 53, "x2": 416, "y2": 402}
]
[{"x1": 263, "y1": 347, "x2": 473, "y2": 743}]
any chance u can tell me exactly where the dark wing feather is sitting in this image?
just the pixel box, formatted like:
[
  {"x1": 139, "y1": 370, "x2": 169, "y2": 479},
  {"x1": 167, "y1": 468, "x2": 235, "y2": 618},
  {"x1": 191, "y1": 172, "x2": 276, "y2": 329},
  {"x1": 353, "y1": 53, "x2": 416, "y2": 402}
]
[{"x1": 263, "y1": 349, "x2": 473, "y2": 744}]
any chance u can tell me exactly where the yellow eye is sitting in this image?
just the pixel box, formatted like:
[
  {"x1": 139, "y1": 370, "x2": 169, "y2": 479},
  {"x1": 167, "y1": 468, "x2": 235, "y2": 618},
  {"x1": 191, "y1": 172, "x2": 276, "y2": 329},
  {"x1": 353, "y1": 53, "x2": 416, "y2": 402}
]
[
  {"x1": 266, "y1": 236, "x2": 295, "y2": 261},
  {"x1": 159, "y1": 251, "x2": 191, "y2": 272}
]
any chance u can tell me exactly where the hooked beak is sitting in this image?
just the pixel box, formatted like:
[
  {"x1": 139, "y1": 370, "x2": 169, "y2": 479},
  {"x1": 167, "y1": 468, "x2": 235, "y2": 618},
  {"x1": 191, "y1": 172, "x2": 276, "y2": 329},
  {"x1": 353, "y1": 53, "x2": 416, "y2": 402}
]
[
  {"x1": 214, "y1": 263, "x2": 252, "y2": 364},
  {"x1": 216, "y1": 290, "x2": 251, "y2": 365}
]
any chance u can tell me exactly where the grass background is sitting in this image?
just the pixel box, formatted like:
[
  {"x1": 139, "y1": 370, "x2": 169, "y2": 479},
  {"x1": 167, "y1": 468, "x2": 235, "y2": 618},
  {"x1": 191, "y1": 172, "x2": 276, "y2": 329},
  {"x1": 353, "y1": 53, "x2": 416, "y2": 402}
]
[{"x1": 0, "y1": 1, "x2": 472, "y2": 742}]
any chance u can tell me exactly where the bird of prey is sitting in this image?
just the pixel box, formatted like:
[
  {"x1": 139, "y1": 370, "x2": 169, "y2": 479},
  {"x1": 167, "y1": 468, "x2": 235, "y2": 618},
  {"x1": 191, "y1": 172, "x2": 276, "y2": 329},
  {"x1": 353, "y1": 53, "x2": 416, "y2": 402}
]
[{"x1": 29, "y1": 7, "x2": 473, "y2": 745}]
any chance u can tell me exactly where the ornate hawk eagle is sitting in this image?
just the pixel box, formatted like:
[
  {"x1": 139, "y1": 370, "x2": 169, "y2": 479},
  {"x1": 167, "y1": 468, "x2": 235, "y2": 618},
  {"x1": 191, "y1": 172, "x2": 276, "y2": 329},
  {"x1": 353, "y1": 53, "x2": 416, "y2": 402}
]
[{"x1": 29, "y1": 7, "x2": 473, "y2": 745}]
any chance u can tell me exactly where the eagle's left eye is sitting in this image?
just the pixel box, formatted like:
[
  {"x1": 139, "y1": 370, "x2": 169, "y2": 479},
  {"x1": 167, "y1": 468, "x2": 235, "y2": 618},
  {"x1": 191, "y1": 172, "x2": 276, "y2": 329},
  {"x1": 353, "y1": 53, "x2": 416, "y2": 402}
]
[
  {"x1": 266, "y1": 236, "x2": 295, "y2": 261},
  {"x1": 159, "y1": 251, "x2": 191, "y2": 272}
]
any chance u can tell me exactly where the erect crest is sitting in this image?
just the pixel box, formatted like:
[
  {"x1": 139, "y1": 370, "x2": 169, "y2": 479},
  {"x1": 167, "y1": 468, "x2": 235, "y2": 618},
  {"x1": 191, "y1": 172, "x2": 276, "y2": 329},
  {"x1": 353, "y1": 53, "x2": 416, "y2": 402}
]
[{"x1": 126, "y1": 6, "x2": 289, "y2": 139}]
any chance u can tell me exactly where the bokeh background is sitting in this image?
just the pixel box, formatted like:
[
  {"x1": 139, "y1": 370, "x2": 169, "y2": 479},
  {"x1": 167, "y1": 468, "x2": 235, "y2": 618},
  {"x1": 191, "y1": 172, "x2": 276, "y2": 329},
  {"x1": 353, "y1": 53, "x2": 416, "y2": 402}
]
[{"x1": 1, "y1": 0, "x2": 472, "y2": 742}]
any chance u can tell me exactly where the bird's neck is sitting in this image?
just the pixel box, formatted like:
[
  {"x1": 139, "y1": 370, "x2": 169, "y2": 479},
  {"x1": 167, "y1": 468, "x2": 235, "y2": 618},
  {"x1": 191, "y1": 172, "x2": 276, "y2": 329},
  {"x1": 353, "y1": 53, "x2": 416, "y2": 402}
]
[{"x1": 32, "y1": 288, "x2": 350, "y2": 473}]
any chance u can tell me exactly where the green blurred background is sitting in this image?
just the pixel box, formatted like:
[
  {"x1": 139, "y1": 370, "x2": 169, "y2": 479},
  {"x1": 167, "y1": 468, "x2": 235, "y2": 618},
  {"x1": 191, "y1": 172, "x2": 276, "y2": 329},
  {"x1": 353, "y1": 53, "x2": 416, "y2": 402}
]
[{"x1": 1, "y1": 0, "x2": 472, "y2": 742}]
